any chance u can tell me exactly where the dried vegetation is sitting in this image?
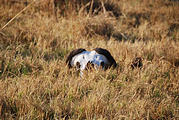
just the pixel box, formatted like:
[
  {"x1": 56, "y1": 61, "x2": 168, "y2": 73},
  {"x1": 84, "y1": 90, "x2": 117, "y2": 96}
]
[{"x1": 0, "y1": 0, "x2": 179, "y2": 119}]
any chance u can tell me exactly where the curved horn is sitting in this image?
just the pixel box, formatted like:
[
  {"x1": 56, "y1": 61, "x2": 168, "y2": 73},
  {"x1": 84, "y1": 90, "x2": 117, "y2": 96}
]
[
  {"x1": 94, "y1": 48, "x2": 117, "y2": 68},
  {"x1": 66, "y1": 48, "x2": 86, "y2": 68}
]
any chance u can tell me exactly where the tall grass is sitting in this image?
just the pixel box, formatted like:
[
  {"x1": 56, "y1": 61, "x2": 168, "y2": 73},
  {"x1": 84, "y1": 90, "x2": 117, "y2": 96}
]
[{"x1": 0, "y1": 0, "x2": 179, "y2": 119}]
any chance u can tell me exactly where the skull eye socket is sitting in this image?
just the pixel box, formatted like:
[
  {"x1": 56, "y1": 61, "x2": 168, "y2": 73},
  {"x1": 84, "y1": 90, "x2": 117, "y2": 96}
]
[
  {"x1": 76, "y1": 62, "x2": 81, "y2": 69},
  {"x1": 100, "y1": 61, "x2": 104, "y2": 67}
]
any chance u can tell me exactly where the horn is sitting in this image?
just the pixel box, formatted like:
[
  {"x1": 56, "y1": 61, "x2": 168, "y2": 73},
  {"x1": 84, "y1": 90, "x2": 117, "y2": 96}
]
[{"x1": 66, "y1": 48, "x2": 86, "y2": 68}]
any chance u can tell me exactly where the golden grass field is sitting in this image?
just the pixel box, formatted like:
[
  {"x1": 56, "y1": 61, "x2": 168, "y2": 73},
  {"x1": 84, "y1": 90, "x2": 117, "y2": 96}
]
[{"x1": 0, "y1": 0, "x2": 179, "y2": 119}]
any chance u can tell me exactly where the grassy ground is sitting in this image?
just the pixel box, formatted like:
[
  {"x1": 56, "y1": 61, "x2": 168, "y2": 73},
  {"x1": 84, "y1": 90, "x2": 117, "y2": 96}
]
[{"x1": 0, "y1": 0, "x2": 179, "y2": 119}]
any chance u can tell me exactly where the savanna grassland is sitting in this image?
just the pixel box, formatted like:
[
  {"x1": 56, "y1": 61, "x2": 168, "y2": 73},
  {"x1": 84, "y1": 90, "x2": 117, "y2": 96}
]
[{"x1": 0, "y1": 0, "x2": 179, "y2": 119}]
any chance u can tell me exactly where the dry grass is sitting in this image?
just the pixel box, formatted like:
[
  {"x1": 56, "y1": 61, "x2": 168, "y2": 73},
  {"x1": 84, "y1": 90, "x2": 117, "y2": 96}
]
[{"x1": 0, "y1": 0, "x2": 179, "y2": 119}]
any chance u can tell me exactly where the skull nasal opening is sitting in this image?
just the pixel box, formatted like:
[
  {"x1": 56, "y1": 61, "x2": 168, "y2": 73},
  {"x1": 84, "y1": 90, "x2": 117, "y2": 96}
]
[{"x1": 86, "y1": 61, "x2": 94, "y2": 70}]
